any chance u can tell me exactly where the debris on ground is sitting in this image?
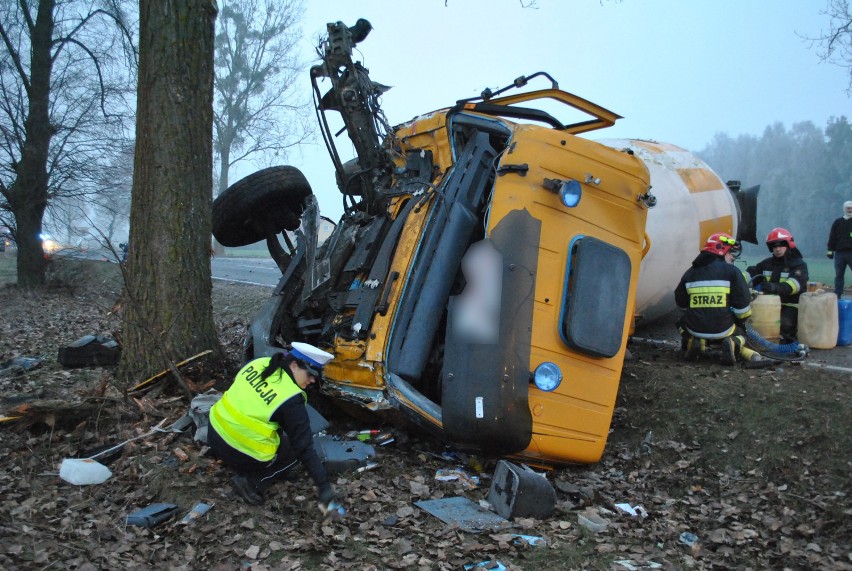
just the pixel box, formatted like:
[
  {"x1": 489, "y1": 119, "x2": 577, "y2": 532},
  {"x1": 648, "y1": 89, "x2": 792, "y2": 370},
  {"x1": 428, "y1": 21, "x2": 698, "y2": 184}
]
[{"x1": 0, "y1": 279, "x2": 849, "y2": 569}]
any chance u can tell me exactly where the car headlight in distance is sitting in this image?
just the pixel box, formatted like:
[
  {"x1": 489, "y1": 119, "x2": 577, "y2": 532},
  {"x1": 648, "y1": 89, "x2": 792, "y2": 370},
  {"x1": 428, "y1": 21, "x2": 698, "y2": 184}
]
[
  {"x1": 559, "y1": 179, "x2": 582, "y2": 208},
  {"x1": 532, "y1": 362, "x2": 562, "y2": 392}
]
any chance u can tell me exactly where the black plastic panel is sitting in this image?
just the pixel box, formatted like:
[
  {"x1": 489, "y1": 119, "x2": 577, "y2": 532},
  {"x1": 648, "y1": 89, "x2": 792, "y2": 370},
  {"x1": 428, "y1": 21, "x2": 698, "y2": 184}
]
[
  {"x1": 440, "y1": 210, "x2": 539, "y2": 454},
  {"x1": 387, "y1": 131, "x2": 497, "y2": 381},
  {"x1": 561, "y1": 237, "x2": 631, "y2": 358}
]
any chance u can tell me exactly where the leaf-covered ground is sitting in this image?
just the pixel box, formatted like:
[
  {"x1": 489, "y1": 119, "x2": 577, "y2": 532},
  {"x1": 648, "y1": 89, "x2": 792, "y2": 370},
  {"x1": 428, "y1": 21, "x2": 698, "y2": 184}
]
[{"x1": 1, "y1": 259, "x2": 850, "y2": 570}]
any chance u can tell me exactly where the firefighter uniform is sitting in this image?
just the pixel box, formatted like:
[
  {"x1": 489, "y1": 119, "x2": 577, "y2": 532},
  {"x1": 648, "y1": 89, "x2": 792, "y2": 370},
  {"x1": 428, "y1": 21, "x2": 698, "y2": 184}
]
[
  {"x1": 748, "y1": 229, "x2": 808, "y2": 344},
  {"x1": 675, "y1": 253, "x2": 753, "y2": 341}
]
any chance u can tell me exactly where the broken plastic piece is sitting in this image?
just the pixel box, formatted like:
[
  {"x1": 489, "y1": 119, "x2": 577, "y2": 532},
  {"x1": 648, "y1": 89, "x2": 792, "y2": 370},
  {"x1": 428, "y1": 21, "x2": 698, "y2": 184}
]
[
  {"x1": 125, "y1": 503, "x2": 179, "y2": 528},
  {"x1": 59, "y1": 458, "x2": 112, "y2": 485},
  {"x1": 180, "y1": 502, "x2": 212, "y2": 525},
  {"x1": 57, "y1": 335, "x2": 120, "y2": 367},
  {"x1": 614, "y1": 502, "x2": 648, "y2": 517},
  {"x1": 356, "y1": 461, "x2": 379, "y2": 473},
  {"x1": 679, "y1": 531, "x2": 699, "y2": 546},
  {"x1": 319, "y1": 500, "x2": 346, "y2": 520},
  {"x1": 372, "y1": 433, "x2": 395, "y2": 446},
  {"x1": 0, "y1": 356, "x2": 44, "y2": 377},
  {"x1": 188, "y1": 392, "x2": 223, "y2": 443},
  {"x1": 577, "y1": 508, "x2": 608, "y2": 533},
  {"x1": 487, "y1": 460, "x2": 556, "y2": 519},
  {"x1": 313, "y1": 435, "x2": 376, "y2": 476},
  {"x1": 511, "y1": 534, "x2": 546, "y2": 546},
  {"x1": 463, "y1": 561, "x2": 506, "y2": 571},
  {"x1": 435, "y1": 468, "x2": 479, "y2": 489},
  {"x1": 415, "y1": 496, "x2": 512, "y2": 533}
]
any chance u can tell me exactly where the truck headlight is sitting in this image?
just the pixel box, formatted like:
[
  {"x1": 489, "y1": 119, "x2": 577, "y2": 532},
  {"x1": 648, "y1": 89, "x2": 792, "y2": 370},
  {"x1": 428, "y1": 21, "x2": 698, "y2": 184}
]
[
  {"x1": 532, "y1": 362, "x2": 562, "y2": 392},
  {"x1": 559, "y1": 179, "x2": 582, "y2": 208}
]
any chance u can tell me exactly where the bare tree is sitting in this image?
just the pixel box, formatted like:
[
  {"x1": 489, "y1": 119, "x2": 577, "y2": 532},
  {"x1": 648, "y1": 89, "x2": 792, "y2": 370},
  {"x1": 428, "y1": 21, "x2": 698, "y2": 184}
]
[
  {"x1": 90, "y1": 140, "x2": 133, "y2": 246},
  {"x1": 118, "y1": 0, "x2": 221, "y2": 388},
  {"x1": 0, "y1": 0, "x2": 136, "y2": 286},
  {"x1": 213, "y1": 0, "x2": 311, "y2": 197},
  {"x1": 808, "y1": 0, "x2": 852, "y2": 94}
]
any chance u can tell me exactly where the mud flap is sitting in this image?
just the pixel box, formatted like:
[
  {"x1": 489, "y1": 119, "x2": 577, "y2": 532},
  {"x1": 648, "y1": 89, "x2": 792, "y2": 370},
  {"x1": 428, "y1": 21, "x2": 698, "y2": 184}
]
[{"x1": 440, "y1": 210, "x2": 538, "y2": 454}]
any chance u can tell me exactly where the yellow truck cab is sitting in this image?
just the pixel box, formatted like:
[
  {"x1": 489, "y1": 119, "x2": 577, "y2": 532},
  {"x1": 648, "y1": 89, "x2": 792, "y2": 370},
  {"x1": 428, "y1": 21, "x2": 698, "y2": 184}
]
[{"x1": 212, "y1": 19, "x2": 654, "y2": 465}]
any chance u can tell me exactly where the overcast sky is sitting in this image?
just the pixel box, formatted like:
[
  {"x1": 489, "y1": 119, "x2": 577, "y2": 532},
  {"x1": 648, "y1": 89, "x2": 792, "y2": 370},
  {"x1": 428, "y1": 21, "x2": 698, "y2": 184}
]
[{"x1": 248, "y1": 0, "x2": 850, "y2": 222}]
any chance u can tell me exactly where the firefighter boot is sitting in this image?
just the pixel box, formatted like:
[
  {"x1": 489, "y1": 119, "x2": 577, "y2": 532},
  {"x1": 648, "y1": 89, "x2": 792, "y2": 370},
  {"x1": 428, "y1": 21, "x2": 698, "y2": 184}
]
[
  {"x1": 733, "y1": 335, "x2": 772, "y2": 368},
  {"x1": 685, "y1": 337, "x2": 705, "y2": 361},
  {"x1": 720, "y1": 337, "x2": 737, "y2": 366}
]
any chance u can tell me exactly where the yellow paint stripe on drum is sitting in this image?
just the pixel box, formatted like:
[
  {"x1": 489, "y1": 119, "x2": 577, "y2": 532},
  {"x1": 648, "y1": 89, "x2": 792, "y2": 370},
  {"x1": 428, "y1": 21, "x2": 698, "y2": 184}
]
[
  {"x1": 699, "y1": 215, "x2": 735, "y2": 246},
  {"x1": 678, "y1": 167, "x2": 722, "y2": 193}
]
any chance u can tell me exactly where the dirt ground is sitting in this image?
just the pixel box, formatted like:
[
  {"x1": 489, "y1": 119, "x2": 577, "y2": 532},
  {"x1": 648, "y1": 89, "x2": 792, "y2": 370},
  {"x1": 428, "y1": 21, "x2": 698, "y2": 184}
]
[{"x1": 0, "y1": 258, "x2": 850, "y2": 570}]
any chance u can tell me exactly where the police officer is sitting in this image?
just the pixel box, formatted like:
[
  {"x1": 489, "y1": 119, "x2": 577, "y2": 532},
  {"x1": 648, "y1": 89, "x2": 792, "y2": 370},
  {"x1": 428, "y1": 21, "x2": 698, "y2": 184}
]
[
  {"x1": 208, "y1": 342, "x2": 340, "y2": 508},
  {"x1": 675, "y1": 233, "x2": 762, "y2": 365},
  {"x1": 747, "y1": 228, "x2": 809, "y2": 344}
]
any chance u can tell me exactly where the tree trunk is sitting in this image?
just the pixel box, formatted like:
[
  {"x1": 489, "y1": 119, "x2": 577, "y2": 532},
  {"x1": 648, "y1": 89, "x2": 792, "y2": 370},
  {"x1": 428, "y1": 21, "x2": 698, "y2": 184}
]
[
  {"x1": 119, "y1": 0, "x2": 222, "y2": 388},
  {"x1": 8, "y1": 0, "x2": 55, "y2": 287}
]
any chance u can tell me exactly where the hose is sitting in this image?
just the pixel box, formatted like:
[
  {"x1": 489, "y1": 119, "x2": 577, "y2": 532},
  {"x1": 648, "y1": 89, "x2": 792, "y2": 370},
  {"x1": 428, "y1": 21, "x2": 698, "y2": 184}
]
[{"x1": 744, "y1": 322, "x2": 809, "y2": 360}]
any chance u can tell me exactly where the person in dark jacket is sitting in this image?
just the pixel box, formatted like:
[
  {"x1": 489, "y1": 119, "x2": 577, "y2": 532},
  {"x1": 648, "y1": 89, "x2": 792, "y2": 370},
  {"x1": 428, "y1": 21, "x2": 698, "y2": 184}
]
[
  {"x1": 747, "y1": 227, "x2": 809, "y2": 344},
  {"x1": 208, "y1": 342, "x2": 340, "y2": 508},
  {"x1": 675, "y1": 232, "x2": 762, "y2": 365},
  {"x1": 826, "y1": 200, "x2": 852, "y2": 297}
]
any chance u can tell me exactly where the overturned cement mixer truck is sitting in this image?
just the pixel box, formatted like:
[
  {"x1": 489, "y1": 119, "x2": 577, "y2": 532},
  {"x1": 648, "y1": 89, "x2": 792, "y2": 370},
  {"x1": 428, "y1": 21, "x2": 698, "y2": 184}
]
[{"x1": 211, "y1": 19, "x2": 758, "y2": 466}]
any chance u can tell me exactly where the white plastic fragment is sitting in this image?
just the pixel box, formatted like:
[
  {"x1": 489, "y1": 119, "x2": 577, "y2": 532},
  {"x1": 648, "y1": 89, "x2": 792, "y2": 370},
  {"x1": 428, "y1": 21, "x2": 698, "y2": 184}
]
[
  {"x1": 577, "y1": 508, "x2": 608, "y2": 533},
  {"x1": 615, "y1": 502, "x2": 649, "y2": 517},
  {"x1": 59, "y1": 458, "x2": 112, "y2": 485}
]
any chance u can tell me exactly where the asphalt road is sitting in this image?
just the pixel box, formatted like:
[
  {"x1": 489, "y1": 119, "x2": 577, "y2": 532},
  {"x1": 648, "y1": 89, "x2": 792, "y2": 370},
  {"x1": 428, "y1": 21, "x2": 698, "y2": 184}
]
[{"x1": 211, "y1": 256, "x2": 278, "y2": 287}]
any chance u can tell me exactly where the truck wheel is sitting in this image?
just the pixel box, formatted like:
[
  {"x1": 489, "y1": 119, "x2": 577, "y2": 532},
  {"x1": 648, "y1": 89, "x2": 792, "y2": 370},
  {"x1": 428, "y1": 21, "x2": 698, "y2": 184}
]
[{"x1": 213, "y1": 166, "x2": 312, "y2": 247}]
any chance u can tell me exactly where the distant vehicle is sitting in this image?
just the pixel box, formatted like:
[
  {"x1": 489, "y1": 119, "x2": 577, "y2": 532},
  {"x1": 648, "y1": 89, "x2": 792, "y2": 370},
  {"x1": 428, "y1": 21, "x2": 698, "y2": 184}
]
[
  {"x1": 0, "y1": 226, "x2": 12, "y2": 252},
  {"x1": 212, "y1": 20, "x2": 754, "y2": 466},
  {"x1": 40, "y1": 233, "x2": 60, "y2": 255}
]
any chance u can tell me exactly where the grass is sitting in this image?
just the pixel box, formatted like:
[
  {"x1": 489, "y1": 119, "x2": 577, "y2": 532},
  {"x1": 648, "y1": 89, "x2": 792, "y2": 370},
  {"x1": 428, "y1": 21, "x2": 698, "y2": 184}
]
[
  {"x1": 0, "y1": 254, "x2": 14, "y2": 285},
  {"x1": 616, "y1": 359, "x2": 852, "y2": 495},
  {"x1": 804, "y1": 258, "x2": 838, "y2": 286},
  {"x1": 220, "y1": 244, "x2": 271, "y2": 258}
]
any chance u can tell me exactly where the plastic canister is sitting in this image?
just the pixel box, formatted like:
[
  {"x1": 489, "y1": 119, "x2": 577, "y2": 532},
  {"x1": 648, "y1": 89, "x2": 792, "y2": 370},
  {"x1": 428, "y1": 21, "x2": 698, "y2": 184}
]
[
  {"x1": 750, "y1": 294, "x2": 781, "y2": 341},
  {"x1": 798, "y1": 292, "x2": 838, "y2": 349},
  {"x1": 59, "y1": 458, "x2": 112, "y2": 485},
  {"x1": 837, "y1": 299, "x2": 852, "y2": 346}
]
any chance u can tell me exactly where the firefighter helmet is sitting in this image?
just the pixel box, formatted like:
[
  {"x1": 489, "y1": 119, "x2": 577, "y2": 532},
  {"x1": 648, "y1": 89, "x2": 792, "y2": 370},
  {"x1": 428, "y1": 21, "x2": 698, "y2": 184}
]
[
  {"x1": 766, "y1": 227, "x2": 796, "y2": 251},
  {"x1": 702, "y1": 232, "x2": 740, "y2": 257}
]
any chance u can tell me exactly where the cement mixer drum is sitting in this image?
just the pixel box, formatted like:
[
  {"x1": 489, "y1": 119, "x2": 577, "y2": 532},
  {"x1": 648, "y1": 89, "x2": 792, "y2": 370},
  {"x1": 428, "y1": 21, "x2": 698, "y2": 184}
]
[{"x1": 597, "y1": 139, "x2": 747, "y2": 325}]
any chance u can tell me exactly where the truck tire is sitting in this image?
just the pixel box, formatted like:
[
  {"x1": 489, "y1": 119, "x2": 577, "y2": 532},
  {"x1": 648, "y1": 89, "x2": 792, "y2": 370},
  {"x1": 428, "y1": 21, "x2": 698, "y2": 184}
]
[{"x1": 212, "y1": 166, "x2": 312, "y2": 247}]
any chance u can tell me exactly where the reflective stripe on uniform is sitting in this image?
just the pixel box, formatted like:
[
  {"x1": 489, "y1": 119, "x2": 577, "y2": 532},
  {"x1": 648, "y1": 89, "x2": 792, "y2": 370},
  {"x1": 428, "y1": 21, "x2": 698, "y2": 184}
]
[
  {"x1": 685, "y1": 280, "x2": 731, "y2": 309},
  {"x1": 780, "y1": 276, "x2": 802, "y2": 295},
  {"x1": 686, "y1": 323, "x2": 736, "y2": 340},
  {"x1": 731, "y1": 304, "x2": 752, "y2": 319}
]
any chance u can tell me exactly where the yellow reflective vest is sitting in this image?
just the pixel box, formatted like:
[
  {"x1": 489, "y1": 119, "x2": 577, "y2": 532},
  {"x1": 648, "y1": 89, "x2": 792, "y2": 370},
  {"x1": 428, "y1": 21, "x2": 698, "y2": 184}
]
[{"x1": 209, "y1": 357, "x2": 305, "y2": 462}]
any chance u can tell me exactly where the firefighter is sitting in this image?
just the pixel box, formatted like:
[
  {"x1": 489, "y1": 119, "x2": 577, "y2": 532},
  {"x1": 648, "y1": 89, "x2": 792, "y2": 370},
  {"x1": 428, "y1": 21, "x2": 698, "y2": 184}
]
[
  {"x1": 675, "y1": 233, "x2": 763, "y2": 365},
  {"x1": 208, "y1": 343, "x2": 340, "y2": 508},
  {"x1": 747, "y1": 228, "x2": 809, "y2": 344}
]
